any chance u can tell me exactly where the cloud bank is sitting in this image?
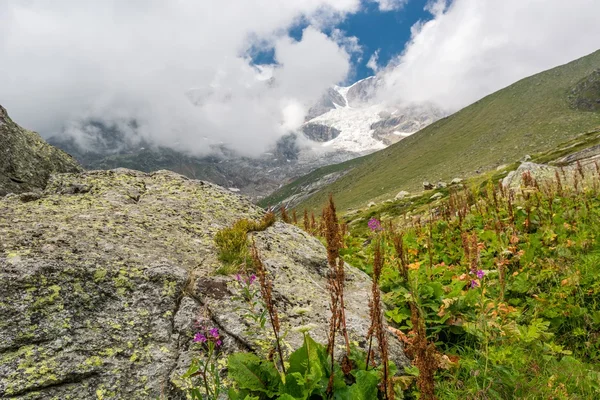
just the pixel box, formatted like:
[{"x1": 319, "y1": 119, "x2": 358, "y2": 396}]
[
  {"x1": 378, "y1": 0, "x2": 600, "y2": 110},
  {"x1": 0, "y1": 0, "x2": 360, "y2": 156},
  {"x1": 1, "y1": 0, "x2": 599, "y2": 157}
]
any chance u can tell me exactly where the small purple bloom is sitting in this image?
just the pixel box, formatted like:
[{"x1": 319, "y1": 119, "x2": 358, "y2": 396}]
[
  {"x1": 470, "y1": 280, "x2": 479, "y2": 289},
  {"x1": 194, "y1": 333, "x2": 207, "y2": 343},
  {"x1": 476, "y1": 270, "x2": 485, "y2": 279},
  {"x1": 368, "y1": 218, "x2": 382, "y2": 231},
  {"x1": 248, "y1": 274, "x2": 256, "y2": 285},
  {"x1": 236, "y1": 274, "x2": 241, "y2": 282},
  {"x1": 216, "y1": 340, "x2": 222, "y2": 347},
  {"x1": 209, "y1": 328, "x2": 219, "y2": 338}
]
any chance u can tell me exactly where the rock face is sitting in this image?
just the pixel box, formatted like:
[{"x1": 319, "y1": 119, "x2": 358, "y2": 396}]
[
  {"x1": 0, "y1": 105, "x2": 82, "y2": 196},
  {"x1": 0, "y1": 169, "x2": 408, "y2": 399},
  {"x1": 301, "y1": 123, "x2": 342, "y2": 142},
  {"x1": 568, "y1": 69, "x2": 600, "y2": 112},
  {"x1": 305, "y1": 88, "x2": 347, "y2": 120}
]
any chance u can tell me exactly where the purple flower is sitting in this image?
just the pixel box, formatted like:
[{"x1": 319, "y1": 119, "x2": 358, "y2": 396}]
[
  {"x1": 248, "y1": 274, "x2": 256, "y2": 285},
  {"x1": 476, "y1": 270, "x2": 485, "y2": 279},
  {"x1": 194, "y1": 333, "x2": 207, "y2": 343},
  {"x1": 470, "y1": 280, "x2": 479, "y2": 289},
  {"x1": 368, "y1": 218, "x2": 382, "y2": 231},
  {"x1": 209, "y1": 328, "x2": 220, "y2": 338},
  {"x1": 216, "y1": 339, "x2": 222, "y2": 347},
  {"x1": 236, "y1": 274, "x2": 241, "y2": 282}
]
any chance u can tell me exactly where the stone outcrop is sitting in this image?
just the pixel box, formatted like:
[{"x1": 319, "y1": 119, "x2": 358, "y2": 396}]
[
  {"x1": 301, "y1": 123, "x2": 341, "y2": 142},
  {"x1": 0, "y1": 105, "x2": 82, "y2": 196},
  {"x1": 0, "y1": 169, "x2": 408, "y2": 399}
]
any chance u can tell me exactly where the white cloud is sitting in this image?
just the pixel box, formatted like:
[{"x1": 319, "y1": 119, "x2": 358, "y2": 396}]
[
  {"x1": 378, "y1": 0, "x2": 600, "y2": 111},
  {"x1": 372, "y1": 0, "x2": 408, "y2": 12},
  {"x1": 0, "y1": 0, "x2": 360, "y2": 156},
  {"x1": 367, "y1": 50, "x2": 380, "y2": 73}
]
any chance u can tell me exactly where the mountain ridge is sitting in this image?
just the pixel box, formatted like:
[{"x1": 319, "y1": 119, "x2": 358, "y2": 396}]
[{"x1": 261, "y1": 49, "x2": 600, "y2": 212}]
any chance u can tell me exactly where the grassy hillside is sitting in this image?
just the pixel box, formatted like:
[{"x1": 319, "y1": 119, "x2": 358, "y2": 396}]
[{"x1": 269, "y1": 50, "x2": 600, "y2": 212}]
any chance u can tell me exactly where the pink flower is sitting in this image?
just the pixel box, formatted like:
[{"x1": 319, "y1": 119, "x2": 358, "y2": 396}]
[
  {"x1": 476, "y1": 270, "x2": 485, "y2": 279},
  {"x1": 368, "y1": 218, "x2": 382, "y2": 231},
  {"x1": 194, "y1": 333, "x2": 207, "y2": 343},
  {"x1": 209, "y1": 328, "x2": 219, "y2": 338},
  {"x1": 470, "y1": 280, "x2": 479, "y2": 289}
]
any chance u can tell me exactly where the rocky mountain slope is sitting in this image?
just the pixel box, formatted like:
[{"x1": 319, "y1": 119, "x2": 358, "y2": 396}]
[
  {"x1": 0, "y1": 165, "x2": 408, "y2": 398},
  {"x1": 302, "y1": 77, "x2": 445, "y2": 153},
  {"x1": 261, "y1": 49, "x2": 600, "y2": 212},
  {"x1": 0, "y1": 105, "x2": 81, "y2": 196}
]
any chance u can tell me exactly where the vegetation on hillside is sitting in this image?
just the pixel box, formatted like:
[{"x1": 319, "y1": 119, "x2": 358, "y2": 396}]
[
  {"x1": 264, "y1": 50, "x2": 600, "y2": 212},
  {"x1": 187, "y1": 159, "x2": 600, "y2": 399}
]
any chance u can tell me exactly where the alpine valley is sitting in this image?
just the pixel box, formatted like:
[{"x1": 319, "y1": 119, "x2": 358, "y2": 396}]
[{"x1": 47, "y1": 76, "x2": 445, "y2": 201}]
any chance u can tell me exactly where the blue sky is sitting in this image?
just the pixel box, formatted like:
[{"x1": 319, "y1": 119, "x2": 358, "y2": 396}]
[
  {"x1": 252, "y1": 0, "x2": 431, "y2": 84},
  {"x1": 336, "y1": 0, "x2": 431, "y2": 81}
]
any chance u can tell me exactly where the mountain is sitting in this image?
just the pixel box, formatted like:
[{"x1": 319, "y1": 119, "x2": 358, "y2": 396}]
[
  {"x1": 261, "y1": 49, "x2": 600, "y2": 212},
  {"x1": 46, "y1": 78, "x2": 444, "y2": 200},
  {"x1": 47, "y1": 132, "x2": 359, "y2": 201},
  {"x1": 0, "y1": 105, "x2": 82, "y2": 196},
  {"x1": 301, "y1": 77, "x2": 445, "y2": 153}
]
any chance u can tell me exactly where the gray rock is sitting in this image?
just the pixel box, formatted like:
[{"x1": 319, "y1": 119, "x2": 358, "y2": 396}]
[
  {"x1": 520, "y1": 154, "x2": 532, "y2": 162},
  {"x1": 450, "y1": 178, "x2": 463, "y2": 185},
  {"x1": 395, "y1": 191, "x2": 410, "y2": 200},
  {"x1": 423, "y1": 181, "x2": 434, "y2": 190},
  {"x1": 502, "y1": 162, "x2": 557, "y2": 189},
  {"x1": 430, "y1": 192, "x2": 444, "y2": 200},
  {"x1": 0, "y1": 104, "x2": 82, "y2": 197},
  {"x1": 0, "y1": 169, "x2": 408, "y2": 399},
  {"x1": 301, "y1": 123, "x2": 342, "y2": 142},
  {"x1": 436, "y1": 181, "x2": 447, "y2": 189},
  {"x1": 367, "y1": 201, "x2": 377, "y2": 208}
]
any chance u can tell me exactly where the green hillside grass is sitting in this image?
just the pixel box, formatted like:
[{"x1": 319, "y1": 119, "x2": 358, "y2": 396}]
[{"x1": 268, "y1": 50, "x2": 600, "y2": 212}]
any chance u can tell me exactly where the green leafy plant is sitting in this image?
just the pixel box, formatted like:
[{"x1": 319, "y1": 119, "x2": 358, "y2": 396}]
[{"x1": 227, "y1": 332, "x2": 383, "y2": 400}]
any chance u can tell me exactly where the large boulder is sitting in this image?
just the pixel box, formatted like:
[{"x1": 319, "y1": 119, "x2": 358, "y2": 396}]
[
  {"x1": 502, "y1": 162, "x2": 557, "y2": 189},
  {"x1": 0, "y1": 105, "x2": 82, "y2": 196},
  {"x1": 0, "y1": 169, "x2": 408, "y2": 399}
]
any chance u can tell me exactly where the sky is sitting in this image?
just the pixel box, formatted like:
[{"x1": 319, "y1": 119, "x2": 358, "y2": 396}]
[{"x1": 1, "y1": 0, "x2": 599, "y2": 157}]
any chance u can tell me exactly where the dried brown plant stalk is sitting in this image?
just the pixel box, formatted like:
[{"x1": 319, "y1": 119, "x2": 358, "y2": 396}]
[
  {"x1": 280, "y1": 205, "x2": 290, "y2": 223},
  {"x1": 251, "y1": 241, "x2": 286, "y2": 374},
  {"x1": 393, "y1": 232, "x2": 409, "y2": 283},
  {"x1": 323, "y1": 195, "x2": 352, "y2": 394},
  {"x1": 366, "y1": 239, "x2": 394, "y2": 400},
  {"x1": 407, "y1": 302, "x2": 438, "y2": 400},
  {"x1": 303, "y1": 209, "x2": 310, "y2": 232}
]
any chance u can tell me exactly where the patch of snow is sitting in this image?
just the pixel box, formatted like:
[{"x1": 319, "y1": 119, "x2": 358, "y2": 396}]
[{"x1": 309, "y1": 104, "x2": 386, "y2": 153}]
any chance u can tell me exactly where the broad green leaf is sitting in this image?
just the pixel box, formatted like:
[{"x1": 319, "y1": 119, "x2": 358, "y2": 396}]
[
  {"x1": 346, "y1": 370, "x2": 380, "y2": 400},
  {"x1": 228, "y1": 352, "x2": 281, "y2": 397}
]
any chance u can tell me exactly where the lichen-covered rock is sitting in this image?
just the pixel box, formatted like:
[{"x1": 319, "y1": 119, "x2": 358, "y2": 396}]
[
  {"x1": 0, "y1": 105, "x2": 82, "y2": 196},
  {"x1": 502, "y1": 162, "x2": 557, "y2": 189},
  {"x1": 0, "y1": 169, "x2": 408, "y2": 399}
]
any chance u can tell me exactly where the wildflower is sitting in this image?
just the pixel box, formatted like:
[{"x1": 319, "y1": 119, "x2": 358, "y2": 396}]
[
  {"x1": 247, "y1": 274, "x2": 256, "y2": 285},
  {"x1": 209, "y1": 327, "x2": 220, "y2": 338},
  {"x1": 194, "y1": 333, "x2": 207, "y2": 343},
  {"x1": 236, "y1": 274, "x2": 241, "y2": 282},
  {"x1": 368, "y1": 218, "x2": 382, "y2": 231},
  {"x1": 216, "y1": 339, "x2": 222, "y2": 347},
  {"x1": 470, "y1": 280, "x2": 479, "y2": 289},
  {"x1": 476, "y1": 269, "x2": 485, "y2": 279}
]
